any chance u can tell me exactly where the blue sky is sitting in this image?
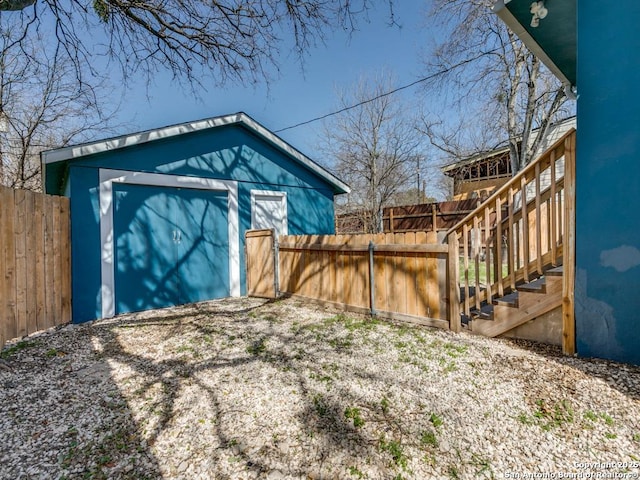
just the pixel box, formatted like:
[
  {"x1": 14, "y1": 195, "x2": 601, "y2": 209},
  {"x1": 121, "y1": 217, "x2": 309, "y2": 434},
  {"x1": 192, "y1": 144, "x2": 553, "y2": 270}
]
[{"x1": 116, "y1": 2, "x2": 437, "y2": 158}]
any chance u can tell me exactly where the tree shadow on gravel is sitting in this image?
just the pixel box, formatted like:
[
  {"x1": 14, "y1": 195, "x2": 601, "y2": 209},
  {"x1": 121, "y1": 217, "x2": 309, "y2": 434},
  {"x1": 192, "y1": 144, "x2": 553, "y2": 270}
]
[
  {"x1": 0, "y1": 325, "x2": 163, "y2": 480},
  {"x1": 81, "y1": 297, "x2": 426, "y2": 479},
  {"x1": 500, "y1": 337, "x2": 640, "y2": 402}
]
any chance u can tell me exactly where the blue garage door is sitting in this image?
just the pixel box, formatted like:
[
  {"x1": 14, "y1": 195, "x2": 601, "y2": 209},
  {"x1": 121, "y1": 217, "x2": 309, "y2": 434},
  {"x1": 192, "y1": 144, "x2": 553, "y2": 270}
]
[{"x1": 113, "y1": 183, "x2": 229, "y2": 314}]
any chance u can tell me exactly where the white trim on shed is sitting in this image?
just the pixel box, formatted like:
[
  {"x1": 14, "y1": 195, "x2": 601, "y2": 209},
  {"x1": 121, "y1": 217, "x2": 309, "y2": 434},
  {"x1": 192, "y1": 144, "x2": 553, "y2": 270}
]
[
  {"x1": 98, "y1": 169, "x2": 240, "y2": 319},
  {"x1": 250, "y1": 189, "x2": 288, "y2": 236}
]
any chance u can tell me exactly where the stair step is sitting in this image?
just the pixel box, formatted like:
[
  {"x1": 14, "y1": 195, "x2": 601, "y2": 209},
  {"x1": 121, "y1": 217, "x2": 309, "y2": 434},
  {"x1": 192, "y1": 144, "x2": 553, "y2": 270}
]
[
  {"x1": 470, "y1": 303, "x2": 494, "y2": 320},
  {"x1": 473, "y1": 285, "x2": 562, "y2": 338},
  {"x1": 492, "y1": 291, "x2": 519, "y2": 308},
  {"x1": 517, "y1": 277, "x2": 546, "y2": 293},
  {"x1": 459, "y1": 286, "x2": 479, "y2": 302},
  {"x1": 545, "y1": 266, "x2": 564, "y2": 277}
]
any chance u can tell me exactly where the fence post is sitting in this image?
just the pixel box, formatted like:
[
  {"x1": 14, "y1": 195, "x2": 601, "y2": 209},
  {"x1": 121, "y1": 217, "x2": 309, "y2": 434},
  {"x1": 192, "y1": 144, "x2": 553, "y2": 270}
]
[
  {"x1": 368, "y1": 241, "x2": 377, "y2": 316},
  {"x1": 448, "y1": 232, "x2": 461, "y2": 332},
  {"x1": 273, "y1": 229, "x2": 280, "y2": 298},
  {"x1": 431, "y1": 203, "x2": 437, "y2": 232}
]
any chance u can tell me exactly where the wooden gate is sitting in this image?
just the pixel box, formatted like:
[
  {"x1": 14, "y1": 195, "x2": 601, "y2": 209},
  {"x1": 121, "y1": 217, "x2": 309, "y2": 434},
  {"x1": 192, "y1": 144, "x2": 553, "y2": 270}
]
[{"x1": 245, "y1": 229, "x2": 277, "y2": 299}]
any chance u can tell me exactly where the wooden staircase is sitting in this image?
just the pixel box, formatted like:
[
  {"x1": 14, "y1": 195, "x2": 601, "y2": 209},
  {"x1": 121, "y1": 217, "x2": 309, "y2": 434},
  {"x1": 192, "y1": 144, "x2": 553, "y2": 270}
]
[
  {"x1": 463, "y1": 266, "x2": 562, "y2": 337},
  {"x1": 446, "y1": 129, "x2": 576, "y2": 353}
]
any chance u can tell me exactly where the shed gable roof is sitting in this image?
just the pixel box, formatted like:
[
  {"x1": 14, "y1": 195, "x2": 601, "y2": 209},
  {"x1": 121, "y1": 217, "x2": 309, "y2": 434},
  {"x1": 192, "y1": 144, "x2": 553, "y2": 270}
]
[{"x1": 41, "y1": 112, "x2": 349, "y2": 194}]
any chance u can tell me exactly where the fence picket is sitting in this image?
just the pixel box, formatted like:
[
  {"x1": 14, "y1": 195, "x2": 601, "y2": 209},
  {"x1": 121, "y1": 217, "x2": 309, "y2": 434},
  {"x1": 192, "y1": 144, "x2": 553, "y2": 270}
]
[
  {"x1": 297, "y1": 235, "x2": 307, "y2": 297},
  {"x1": 308, "y1": 235, "x2": 319, "y2": 299},
  {"x1": 15, "y1": 190, "x2": 28, "y2": 338},
  {"x1": 356, "y1": 235, "x2": 369, "y2": 308},
  {"x1": 0, "y1": 186, "x2": 71, "y2": 350},
  {"x1": 384, "y1": 233, "x2": 395, "y2": 315},
  {"x1": 59, "y1": 198, "x2": 72, "y2": 323},
  {"x1": 426, "y1": 231, "x2": 444, "y2": 321},
  {"x1": 2, "y1": 188, "x2": 17, "y2": 343},
  {"x1": 252, "y1": 230, "x2": 448, "y2": 328},
  {"x1": 319, "y1": 236, "x2": 330, "y2": 302},
  {"x1": 43, "y1": 195, "x2": 54, "y2": 330},
  {"x1": 327, "y1": 236, "x2": 338, "y2": 302},
  {"x1": 373, "y1": 233, "x2": 387, "y2": 313},
  {"x1": 25, "y1": 192, "x2": 37, "y2": 335},
  {"x1": 34, "y1": 194, "x2": 46, "y2": 330},
  {"x1": 404, "y1": 232, "x2": 418, "y2": 316},
  {"x1": 342, "y1": 235, "x2": 354, "y2": 306},
  {"x1": 415, "y1": 232, "x2": 429, "y2": 318},
  {"x1": 53, "y1": 197, "x2": 63, "y2": 323},
  {"x1": 0, "y1": 189, "x2": 8, "y2": 347}
]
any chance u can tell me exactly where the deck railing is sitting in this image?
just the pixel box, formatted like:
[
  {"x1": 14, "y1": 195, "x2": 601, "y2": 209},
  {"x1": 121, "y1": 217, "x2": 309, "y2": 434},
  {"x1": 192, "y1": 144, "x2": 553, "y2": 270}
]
[{"x1": 446, "y1": 129, "x2": 576, "y2": 353}]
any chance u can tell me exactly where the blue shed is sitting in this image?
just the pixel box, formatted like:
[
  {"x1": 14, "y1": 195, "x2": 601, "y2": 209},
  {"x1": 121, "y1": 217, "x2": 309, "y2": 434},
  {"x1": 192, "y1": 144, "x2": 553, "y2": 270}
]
[{"x1": 41, "y1": 112, "x2": 349, "y2": 322}]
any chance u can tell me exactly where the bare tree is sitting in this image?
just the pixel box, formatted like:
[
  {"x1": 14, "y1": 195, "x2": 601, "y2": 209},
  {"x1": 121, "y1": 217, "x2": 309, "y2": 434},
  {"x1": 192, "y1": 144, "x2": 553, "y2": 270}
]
[
  {"x1": 0, "y1": 0, "x2": 394, "y2": 91},
  {"x1": 0, "y1": 24, "x2": 116, "y2": 191},
  {"x1": 322, "y1": 73, "x2": 424, "y2": 233},
  {"x1": 421, "y1": 0, "x2": 574, "y2": 175}
]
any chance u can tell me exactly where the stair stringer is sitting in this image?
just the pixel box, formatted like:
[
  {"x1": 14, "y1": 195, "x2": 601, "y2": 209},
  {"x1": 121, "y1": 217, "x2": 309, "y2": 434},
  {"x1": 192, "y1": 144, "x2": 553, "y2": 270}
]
[{"x1": 470, "y1": 275, "x2": 562, "y2": 338}]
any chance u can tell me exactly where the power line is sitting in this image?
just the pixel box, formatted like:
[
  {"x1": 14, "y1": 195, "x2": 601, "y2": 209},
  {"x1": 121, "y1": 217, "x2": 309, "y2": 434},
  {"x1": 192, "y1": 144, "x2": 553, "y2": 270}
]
[{"x1": 274, "y1": 47, "x2": 500, "y2": 134}]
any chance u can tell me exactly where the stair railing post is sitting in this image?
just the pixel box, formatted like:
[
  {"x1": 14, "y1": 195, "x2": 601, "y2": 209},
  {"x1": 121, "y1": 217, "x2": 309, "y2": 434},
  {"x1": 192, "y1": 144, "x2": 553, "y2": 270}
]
[
  {"x1": 562, "y1": 132, "x2": 576, "y2": 355},
  {"x1": 448, "y1": 232, "x2": 461, "y2": 332}
]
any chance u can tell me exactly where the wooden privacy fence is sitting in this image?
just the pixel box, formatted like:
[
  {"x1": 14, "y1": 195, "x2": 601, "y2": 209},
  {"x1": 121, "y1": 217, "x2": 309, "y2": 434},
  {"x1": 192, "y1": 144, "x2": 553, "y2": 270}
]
[
  {"x1": 0, "y1": 186, "x2": 71, "y2": 350},
  {"x1": 384, "y1": 199, "x2": 481, "y2": 233},
  {"x1": 335, "y1": 199, "x2": 481, "y2": 234},
  {"x1": 246, "y1": 230, "x2": 456, "y2": 330}
]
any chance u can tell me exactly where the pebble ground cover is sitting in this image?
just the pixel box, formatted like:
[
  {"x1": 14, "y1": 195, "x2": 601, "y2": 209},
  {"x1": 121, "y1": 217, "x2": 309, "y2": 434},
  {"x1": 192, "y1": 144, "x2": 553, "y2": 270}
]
[{"x1": 1, "y1": 296, "x2": 639, "y2": 479}]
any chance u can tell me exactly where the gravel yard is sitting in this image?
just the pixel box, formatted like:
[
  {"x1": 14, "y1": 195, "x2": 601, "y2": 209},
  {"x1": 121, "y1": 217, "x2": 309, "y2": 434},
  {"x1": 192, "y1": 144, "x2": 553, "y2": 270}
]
[{"x1": 1, "y1": 296, "x2": 639, "y2": 480}]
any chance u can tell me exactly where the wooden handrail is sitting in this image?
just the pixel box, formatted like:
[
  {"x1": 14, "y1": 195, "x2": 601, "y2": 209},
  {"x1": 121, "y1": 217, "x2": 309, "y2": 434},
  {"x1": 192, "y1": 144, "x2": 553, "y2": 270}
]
[{"x1": 446, "y1": 129, "x2": 576, "y2": 351}]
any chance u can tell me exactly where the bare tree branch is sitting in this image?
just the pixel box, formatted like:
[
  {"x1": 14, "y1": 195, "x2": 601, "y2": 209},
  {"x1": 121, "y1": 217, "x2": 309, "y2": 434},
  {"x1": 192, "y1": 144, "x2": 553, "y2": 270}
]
[
  {"x1": 0, "y1": 22, "x2": 119, "y2": 191},
  {"x1": 320, "y1": 71, "x2": 425, "y2": 233},
  {"x1": 421, "y1": 0, "x2": 574, "y2": 177},
  {"x1": 1, "y1": 0, "x2": 389, "y2": 92}
]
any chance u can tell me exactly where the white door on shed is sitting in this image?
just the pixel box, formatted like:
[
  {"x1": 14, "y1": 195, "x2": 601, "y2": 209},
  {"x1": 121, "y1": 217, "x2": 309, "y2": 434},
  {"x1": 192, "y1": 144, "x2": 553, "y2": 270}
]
[{"x1": 251, "y1": 190, "x2": 288, "y2": 236}]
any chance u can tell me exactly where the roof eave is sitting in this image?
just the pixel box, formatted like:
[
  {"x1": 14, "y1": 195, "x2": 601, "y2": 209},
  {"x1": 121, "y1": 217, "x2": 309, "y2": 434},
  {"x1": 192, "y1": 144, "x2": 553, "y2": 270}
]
[
  {"x1": 441, "y1": 146, "x2": 511, "y2": 174},
  {"x1": 492, "y1": 0, "x2": 573, "y2": 89},
  {"x1": 41, "y1": 112, "x2": 350, "y2": 195},
  {"x1": 238, "y1": 114, "x2": 350, "y2": 195},
  {"x1": 40, "y1": 113, "x2": 244, "y2": 165}
]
